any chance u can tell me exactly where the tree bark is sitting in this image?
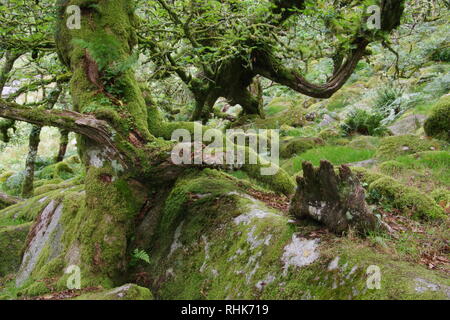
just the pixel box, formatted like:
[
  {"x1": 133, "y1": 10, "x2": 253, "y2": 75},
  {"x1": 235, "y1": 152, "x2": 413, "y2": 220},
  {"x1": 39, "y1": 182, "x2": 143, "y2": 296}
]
[
  {"x1": 21, "y1": 125, "x2": 41, "y2": 198},
  {"x1": 55, "y1": 129, "x2": 69, "y2": 163},
  {"x1": 0, "y1": 50, "x2": 22, "y2": 143}
]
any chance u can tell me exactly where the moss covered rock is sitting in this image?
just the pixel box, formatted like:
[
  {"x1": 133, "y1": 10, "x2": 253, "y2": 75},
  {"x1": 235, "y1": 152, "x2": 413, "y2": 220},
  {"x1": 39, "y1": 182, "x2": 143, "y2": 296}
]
[
  {"x1": 318, "y1": 128, "x2": 341, "y2": 141},
  {"x1": 424, "y1": 95, "x2": 450, "y2": 142},
  {"x1": 348, "y1": 136, "x2": 380, "y2": 150},
  {"x1": 280, "y1": 137, "x2": 324, "y2": 159},
  {"x1": 141, "y1": 171, "x2": 449, "y2": 299},
  {"x1": 0, "y1": 223, "x2": 31, "y2": 277},
  {"x1": 368, "y1": 177, "x2": 445, "y2": 219},
  {"x1": 351, "y1": 168, "x2": 445, "y2": 219},
  {"x1": 2, "y1": 172, "x2": 25, "y2": 196},
  {"x1": 38, "y1": 162, "x2": 74, "y2": 180},
  {"x1": 379, "y1": 160, "x2": 406, "y2": 175},
  {"x1": 376, "y1": 135, "x2": 441, "y2": 160}
]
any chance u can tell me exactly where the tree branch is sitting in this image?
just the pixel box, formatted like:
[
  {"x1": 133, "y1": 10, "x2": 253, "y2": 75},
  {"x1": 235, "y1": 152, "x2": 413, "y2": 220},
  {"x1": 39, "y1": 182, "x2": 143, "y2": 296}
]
[
  {"x1": 254, "y1": 0, "x2": 406, "y2": 99},
  {"x1": 0, "y1": 192, "x2": 22, "y2": 207},
  {"x1": 0, "y1": 98, "x2": 116, "y2": 149}
]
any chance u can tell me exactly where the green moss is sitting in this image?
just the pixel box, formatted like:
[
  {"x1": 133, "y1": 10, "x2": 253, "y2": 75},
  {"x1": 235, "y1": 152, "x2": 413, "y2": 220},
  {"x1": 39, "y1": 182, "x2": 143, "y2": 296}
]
[
  {"x1": 2, "y1": 171, "x2": 25, "y2": 196},
  {"x1": 33, "y1": 180, "x2": 67, "y2": 196},
  {"x1": 348, "y1": 136, "x2": 380, "y2": 150},
  {"x1": 38, "y1": 162, "x2": 74, "y2": 180},
  {"x1": 280, "y1": 137, "x2": 324, "y2": 159},
  {"x1": 381, "y1": 151, "x2": 450, "y2": 187},
  {"x1": 318, "y1": 128, "x2": 341, "y2": 141},
  {"x1": 376, "y1": 135, "x2": 441, "y2": 160},
  {"x1": 157, "y1": 169, "x2": 236, "y2": 238},
  {"x1": 65, "y1": 155, "x2": 81, "y2": 164},
  {"x1": 423, "y1": 94, "x2": 450, "y2": 142},
  {"x1": 368, "y1": 177, "x2": 445, "y2": 220},
  {"x1": 241, "y1": 160, "x2": 295, "y2": 196},
  {"x1": 0, "y1": 223, "x2": 31, "y2": 277},
  {"x1": 18, "y1": 281, "x2": 49, "y2": 297},
  {"x1": 0, "y1": 188, "x2": 67, "y2": 222},
  {"x1": 430, "y1": 188, "x2": 450, "y2": 205},
  {"x1": 0, "y1": 171, "x2": 14, "y2": 184},
  {"x1": 3, "y1": 164, "x2": 147, "y2": 295},
  {"x1": 145, "y1": 182, "x2": 449, "y2": 300},
  {"x1": 379, "y1": 160, "x2": 406, "y2": 175}
]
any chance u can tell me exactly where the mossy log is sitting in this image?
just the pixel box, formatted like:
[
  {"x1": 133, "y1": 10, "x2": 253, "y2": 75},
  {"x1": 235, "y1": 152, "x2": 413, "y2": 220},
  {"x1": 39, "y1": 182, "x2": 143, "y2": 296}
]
[{"x1": 0, "y1": 192, "x2": 22, "y2": 210}]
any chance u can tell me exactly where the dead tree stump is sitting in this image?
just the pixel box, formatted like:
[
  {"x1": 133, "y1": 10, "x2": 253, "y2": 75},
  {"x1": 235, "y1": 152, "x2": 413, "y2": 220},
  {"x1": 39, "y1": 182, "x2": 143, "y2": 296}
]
[{"x1": 289, "y1": 160, "x2": 378, "y2": 234}]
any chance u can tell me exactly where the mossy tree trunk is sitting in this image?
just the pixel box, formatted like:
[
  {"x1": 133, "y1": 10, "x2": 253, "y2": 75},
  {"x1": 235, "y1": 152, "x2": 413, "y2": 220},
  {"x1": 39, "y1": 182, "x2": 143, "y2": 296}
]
[
  {"x1": 21, "y1": 125, "x2": 41, "y2": 199},
  {"x1": 53, "y1": 0, "x2": 160, "y2": 283},
  {"x1": 55, "y1": 129, "x2": 69, "y2": 163},
  {"x1": 21, "y1": 88, "x2": 62, "y2": 198},
  {"x1": 0, "y1": 50, "x2": 21, "y2": 143},
  {"x1": 190, "y1": 65, "x2": 265, "y2": 123}
]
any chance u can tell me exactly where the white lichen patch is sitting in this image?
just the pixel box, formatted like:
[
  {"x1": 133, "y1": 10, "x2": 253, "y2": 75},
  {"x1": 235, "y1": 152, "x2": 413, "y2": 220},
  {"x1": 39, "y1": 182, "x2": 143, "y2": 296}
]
[
  {"x1": 234, "y1": 206, "x2": 275, "y2": 225},
  {"x1": 168, "y1": 221, "x2": 184, "y2": 257},
  {"x1": 38, "y1": 196, "x2": 48, "y2": 203},
  {"x1": 231, "y1": 193, "x2": 278, "y2": 226},
  {"x1": 166, "y1": 268, "x2": 175, "y2": 278},
  {"x1": 110, "y1": 284, "x2": 133, "y2": 298},
  {"x1": 111, "y1": 160, "x2": 124, "y2": 174},
  {"x1": 88, "y1": 149, "x2": 104, "y2": 168},
  {"x1": 328, "y1": 256, "x2": 340, "y2": 271},
  {"x1": 346, "y1": 265, "x2": 358, "y2": 279},
  {"x1": 281, "y1": 235, "x2": 320, "y2": 276},
  {"x1": 308, "y1": 201, "x2": 327, "y2": 221},
  {"x1": 246, "y1": 226, "x2": 272, "y2": 250},
  {"x1": 414, "y1": 278, "x2": 450, "y2": 298}
]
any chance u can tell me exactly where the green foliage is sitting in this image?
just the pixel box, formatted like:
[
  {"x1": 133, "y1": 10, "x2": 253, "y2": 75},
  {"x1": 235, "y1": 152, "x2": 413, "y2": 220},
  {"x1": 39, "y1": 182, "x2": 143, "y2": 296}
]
[
  {"x1": 73, "y1": 36, "x2": 122, "y2": 71},
  {"x1": 341, "y1": 109, "x2": 388, "y2": 136},
  {"x1": 131, "y1": 249, "x2": 151, "y2": 266},
  {"x1": 373, "y1": 85, "x2": 404, "y2": 118},
  {"x1": 265, "y1": 105, "x2": 286, "y2": 116},
  {"x1": 326, "y1": 96, "x2": 348, "y2": 111},
  {"x1": 1, "y1": 171, "x2": 25, "y2": 196},
  {"x1": 431, "y1": 47, "x2": 450, "y2": 62},
  {"x1": 38, "y1": 162, "x2": 74, "y2": 180}
]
